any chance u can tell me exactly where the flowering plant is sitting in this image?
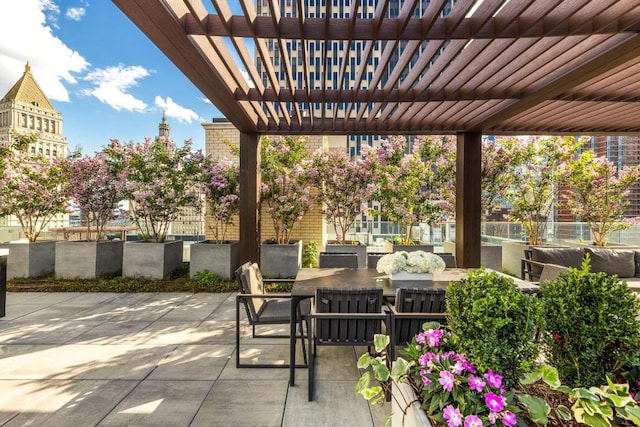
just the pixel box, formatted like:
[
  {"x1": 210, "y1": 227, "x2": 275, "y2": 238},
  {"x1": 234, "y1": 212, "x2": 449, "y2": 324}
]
[
  {"x1": 356, "y1": 327, "x2": 521, "y2": 427},
  {"x1": 103, "y1": 137, "x2": 205, "y2": 242},
  {"x1": 0, "y1": 150, "x2": 71, "y2": 242},
  {"x1": 376, "y1": 250, "x2": 446, "y2": 275},
  {"x1": 260, "y1": 136, "x2": 315, "y2": 244},
  {"x1": 557, "y1": 149, "x2": 640, "y2": 246},
  {"x1": 364, "y1": 136, "x2": 455, "y2": 245},
  {"x1": 67, "y1": 153, "x2": 125, "y2": 241},
  {"x1": 201, "y1": 157, "x2": 239, "y2": 243},
  {"x1": 310, "y1": 149, "x2": 375, "y2": 244}
]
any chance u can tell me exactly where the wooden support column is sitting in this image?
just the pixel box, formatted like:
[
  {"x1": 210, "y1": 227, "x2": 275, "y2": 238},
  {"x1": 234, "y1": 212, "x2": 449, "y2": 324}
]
[
  {"x1": 239, "y1": 133, "x2": 261, "y2": 265},
  {"x1": 455, "y1": 132, "x2": 482, "y2": 268}
]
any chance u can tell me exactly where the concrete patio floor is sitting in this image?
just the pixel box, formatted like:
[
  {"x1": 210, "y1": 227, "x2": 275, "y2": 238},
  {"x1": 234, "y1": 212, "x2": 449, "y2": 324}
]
[{"x1": 0, "y1": 292, "x2": 390, "y2": 426}]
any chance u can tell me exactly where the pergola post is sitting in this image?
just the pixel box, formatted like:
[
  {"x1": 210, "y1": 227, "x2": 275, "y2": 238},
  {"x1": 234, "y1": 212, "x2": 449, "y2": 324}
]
[
  {"x1": 239, "y1": 132, "x2": 261, "y2": 265},
  {"x1": 455, "y1": 132, "x2": 482, "y2": 268}
]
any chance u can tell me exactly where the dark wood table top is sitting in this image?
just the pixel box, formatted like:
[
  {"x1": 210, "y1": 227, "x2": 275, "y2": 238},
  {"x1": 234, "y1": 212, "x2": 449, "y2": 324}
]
[{"x1": 292, "y1": 267, "x2": 539, "y2": 298}]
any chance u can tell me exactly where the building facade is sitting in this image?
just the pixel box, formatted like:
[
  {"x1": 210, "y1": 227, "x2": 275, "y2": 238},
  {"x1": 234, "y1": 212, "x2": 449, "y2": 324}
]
[{"x1": 0, "y1": 63, "x2": 69, "y2": 240}]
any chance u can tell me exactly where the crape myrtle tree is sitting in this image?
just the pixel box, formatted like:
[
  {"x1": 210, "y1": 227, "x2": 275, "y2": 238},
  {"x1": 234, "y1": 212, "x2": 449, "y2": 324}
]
[
  {"x1": 260, "y1": 135, "x2": 315, "y2": 244},
  {"x1": 310, "y1": 148, "x2": 375, "y2": 244},
  {"x1": 67, "y1": 152, "x2": 126, "y2": 241},
  {"x1": 505, "y1": 136, "x2": 584, "y2": 245},
  {"x1": 201, "y1": 156, "x2": 240, "y2": 244},
  {"x1": 104, "y1": 136, "x2": 206, "y2": 243},
  {"x1": 558, "y1": 149, "x2": 640, "y2": 246},
  {"x1": 0, "y1": 150, "x2": 71, "y2": 242},
  {"x1": 364, "y1": 135, "x2": 456, "y2": 245}
]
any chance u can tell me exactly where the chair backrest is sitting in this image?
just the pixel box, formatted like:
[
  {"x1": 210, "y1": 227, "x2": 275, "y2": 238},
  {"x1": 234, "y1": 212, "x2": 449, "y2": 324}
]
[
  {"x1": 237, "y1": 262, "x2": 265, "y2": 320},
  {"x1": 393, "y1": 287, "x2": 447, "y2": 345},
  {"x1": 538, "y1": 263, "x2": 570, "y2": 285},
  {"x1": 434, "y1": 253, "x2": 456, "y2": 268},
  {"x1": 318, "y1": 252, "x2": 358, "y2": 268},
  {"x1": 315, "y1": 287, "x2": 383, "y2": 344}
]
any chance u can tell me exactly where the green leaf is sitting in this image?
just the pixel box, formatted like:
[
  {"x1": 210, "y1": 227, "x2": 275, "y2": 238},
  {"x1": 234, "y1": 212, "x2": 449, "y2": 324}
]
[
  {"x1": 623, "y1": 405, "x2": 640, "y2": 424},
  {"x1": 580, "y1": 411, "x2": 611, "y2": 427},
  {"x1": 355, "y1": 372, "x2": 371, "y2": 395},
  {"x1": 606, "y1": 393, "x2": 634, "y2": 408},
  {"x1": 517, "y1": 394, "x2": 550, "y2": 425},
  {"x1": 359, "y1": 386, "x2": 383, "y2": 401},
  {"x1": 374, "y1": 334, "x2": 390, "y2": 353},
  {"x1": 556, "y1": 405, "x2": 573, "y2": 421},
  {"x1": 357, "y1": 353, "x2": 371, "y2": 369},
  {"x1": 520, "y1": 370, "x2": 543, "y2": 385},
  {"x1": 390, "y1": 358, "x2": 410, "y2": 382},
  {"x1": 540, "y1": 365, "x2": 561, "y2": 388},
  {"x1": 373, "y1": 363, "x2": 390, "y2": 382},
  {"x1": 573, "y1": 388, "x2": 600, "y2": 401}
]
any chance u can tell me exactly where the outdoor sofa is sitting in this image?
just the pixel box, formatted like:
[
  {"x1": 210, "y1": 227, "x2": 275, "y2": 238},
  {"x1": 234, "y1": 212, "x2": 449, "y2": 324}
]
[{"x1": 521, "y1": 246, "x2": 640, "y2": 288}]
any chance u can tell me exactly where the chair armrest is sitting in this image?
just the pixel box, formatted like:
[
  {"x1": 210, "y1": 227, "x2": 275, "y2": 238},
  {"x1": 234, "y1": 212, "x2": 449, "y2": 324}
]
[
  {"x1": 521, "y1": 258, "x2": 546, "y2": 281},
  {"x1": 237, "y1": 293, "x2": 292, "y2": 300}
]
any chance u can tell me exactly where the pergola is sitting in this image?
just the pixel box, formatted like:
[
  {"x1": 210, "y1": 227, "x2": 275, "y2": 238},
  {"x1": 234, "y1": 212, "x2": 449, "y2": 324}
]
[{"x1": 112, "y1": 0, "x2": 640, "y2": 267}]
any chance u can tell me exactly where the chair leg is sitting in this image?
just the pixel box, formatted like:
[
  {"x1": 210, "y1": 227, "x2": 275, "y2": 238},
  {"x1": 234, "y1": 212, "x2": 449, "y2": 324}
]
[
  {"x1": 235, "y1": 296, "x2": 241, "y2": 368},
  {"x1": 299, "y1": 318, "x2": 308, "y2": 366},
  {"x1": 308, "y1": 320, "x2": 314, "y2": 401}
]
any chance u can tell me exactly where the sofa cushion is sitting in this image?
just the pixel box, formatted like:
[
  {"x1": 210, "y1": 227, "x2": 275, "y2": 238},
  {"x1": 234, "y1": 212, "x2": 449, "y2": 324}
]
[
  {"x1": 586, "y1": 248, "x2": 636, "y2": 278},
  {"x1": 531, "y1": 247, "x2": 584, "y2": 269},
  {"x1": 634, "y1": 250, "x2": 640, "y2": 278}
]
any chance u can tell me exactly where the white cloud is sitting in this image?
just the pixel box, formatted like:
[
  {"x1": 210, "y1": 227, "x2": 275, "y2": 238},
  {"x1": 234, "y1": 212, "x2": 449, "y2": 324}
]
[
  {"x1": 84, "y1": 64, "x2": 149, "y2": 112},
  {"x1": 0, "y1": 0, "x2": 88, "y2": 102},
  {"x1": 155, "y1": 96, "x2": 200, "y2": 124},
  {"x1": 65, "y1": 7, "x2": 86, "y2": 21}
]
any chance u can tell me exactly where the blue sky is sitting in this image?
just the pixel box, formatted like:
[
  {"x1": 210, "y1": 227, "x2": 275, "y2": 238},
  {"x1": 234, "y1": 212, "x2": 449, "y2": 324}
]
[{"x1": 0, "y1": 0, "x2": 222, "y2": 155}]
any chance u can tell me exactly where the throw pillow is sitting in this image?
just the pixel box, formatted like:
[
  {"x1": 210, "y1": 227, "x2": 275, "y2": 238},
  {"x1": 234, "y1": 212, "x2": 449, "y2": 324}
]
[{"x1": 586, "y1": 248, "x2": 635, "y2": 278}]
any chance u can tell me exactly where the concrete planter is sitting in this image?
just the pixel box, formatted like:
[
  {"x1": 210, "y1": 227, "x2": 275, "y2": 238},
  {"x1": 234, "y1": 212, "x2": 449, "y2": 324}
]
[
  {"x1": 384, "y1": 241, "x2": 434, "y2": 253},
  {"x1": 0, "y1": 241, "x2": 56, "y2": 279},
  {"x1": 260, "y1": 240, "x2": 302, "y2": 278},
  {"x1": 189, "y1": 240, "x2": 239, "y2": 280},
  {"x1": 443, "y1": 241, "x2": 502, "y2": 271},
  {"x1": 55, "y1": 240, "x2": 124, "y2": 279},
  {"x1": 392, "y1": 380, "x2": 432, "y2": 427},
  {"x1": 122, "y1": 240, "x2": 183, "y2": 279},
  {"x1": 390, "y1": 271, "x2": 433, "y2": 287},
  {"x1": 501, "y1": 241, "x2": 530, "y2": 277},
  {"x1": 325, "y1": 241, "x2": 367, "y2": 268}
]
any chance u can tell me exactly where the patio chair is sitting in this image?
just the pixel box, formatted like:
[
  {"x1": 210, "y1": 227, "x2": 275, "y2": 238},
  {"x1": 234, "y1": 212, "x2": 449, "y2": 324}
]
[
  {"x1": 434, "y1": 252, "x2": 457, "y2": 268},
  {"x1": 318, "y1": 252, "x2": 358, "y2": 268},
  {"x1": 235, "y1": 262, "x2": 309, "y2": 368},
  {"x1": 307, "y1": 287, "x2": 389, "y2": 401},
  {"x1": 387, "y1": 288, "x2": 447, "y2": 360}
]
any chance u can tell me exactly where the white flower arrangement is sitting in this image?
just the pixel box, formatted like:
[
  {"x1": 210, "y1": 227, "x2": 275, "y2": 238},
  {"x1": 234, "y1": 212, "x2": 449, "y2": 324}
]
[{"x1": 376, "y1": 250, "x2": 446, "y2": 275}]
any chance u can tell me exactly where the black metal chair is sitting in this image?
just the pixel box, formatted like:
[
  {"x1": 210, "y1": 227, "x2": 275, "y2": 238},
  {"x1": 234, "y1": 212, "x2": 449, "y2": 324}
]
[
  {"x1": 235, "y1": 262, "x2": 309, "y2": 368},
  {"x1": 318, "y1": 252, "x2": 358, "y2": 268},
  {"x1": 307, "y1": 287, "x2": 389, "y2": 401},
  {"x1": 387, "y1": 287, "x2": 447, "y2": 360},
  {"x1": 434, "y1": 252, "x2": 457, "y2": 268}
]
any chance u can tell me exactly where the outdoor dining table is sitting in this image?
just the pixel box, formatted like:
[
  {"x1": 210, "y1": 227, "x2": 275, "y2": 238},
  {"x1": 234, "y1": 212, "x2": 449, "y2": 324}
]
[
  {"x1": 289, "y1": 267, "x2": 467, "y2": 386},
  {"x1": 288, "y1": 267, "x2": 539, "y2": 386}
]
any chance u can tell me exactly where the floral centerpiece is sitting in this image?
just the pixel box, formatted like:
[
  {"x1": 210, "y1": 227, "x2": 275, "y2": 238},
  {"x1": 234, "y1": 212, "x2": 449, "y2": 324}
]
[{"x1": 377, "y1": 251, "x2": 446, "y2": 275}]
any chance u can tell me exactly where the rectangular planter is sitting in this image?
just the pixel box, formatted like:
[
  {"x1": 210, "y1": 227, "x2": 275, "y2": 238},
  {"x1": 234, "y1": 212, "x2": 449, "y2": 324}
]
[
  {"x1": 55, "y1": 240, "x2": 124, "y2": 279},
  {"x1": 325, "y1": 242, "x2": 367, "y2": 268},
  {"x1": 0, "y1": 241, "x2": 56, "y2": 279},
  {"x1": 122, "y1": 240, "x2": 183, "y2": 280},
  {"x1": 189, "y1": 240, "x2": 239, "y2": 280},
  {"x1": 390, "y1": 271, "x2": 433, "y2": 287},
  {"x1": 392, "y1": 380, "x2": 432, "y2": 427},
  {"x1": 384, "y1": 241, "x2": 434, "y2": 253},
  {"x1": 260, "y1": 240, "x2": 302, "y2": 279}
]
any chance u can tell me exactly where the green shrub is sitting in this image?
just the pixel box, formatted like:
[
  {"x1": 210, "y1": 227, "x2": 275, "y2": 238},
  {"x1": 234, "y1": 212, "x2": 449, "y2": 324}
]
[
  {"x1": 302, "y1": 240, "x2": 319, "y2": 268},
  {"x1": 446, "y1": 268, "x2": 543, "y2": 388},
  {"x1": 540, "y1": 259, "x2": 640, "y2": 388}
]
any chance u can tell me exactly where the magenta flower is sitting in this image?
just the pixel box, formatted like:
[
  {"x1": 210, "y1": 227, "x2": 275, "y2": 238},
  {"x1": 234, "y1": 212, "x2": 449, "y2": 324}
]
[
  {"x1": 443, "y1": 405, "x2": 463, "y2": 427},
  {"x1": 484, "y1": 370, "x2": 503, "y2": 389},
  {"x1": 464, "y1": 415, "x2": 483, "y2": 427},
  {"x1": 484, "y1": 392, "x2": 505, "y2": 412},
  {"x1": 502, "y1": 411, "x2": 517, "y2": 426},
  {"x1": 421, "y1": 375, "x2": 431, "y2": 387},
  {"x1": 439, "y1": 370, "x2": 455, "y2": 392},
  {"x1": 425, "y1": 329, "x2": 444, "y2": 347},
  {"x1": 468, "y1": 376, "x2": 485, "y2": 392}
]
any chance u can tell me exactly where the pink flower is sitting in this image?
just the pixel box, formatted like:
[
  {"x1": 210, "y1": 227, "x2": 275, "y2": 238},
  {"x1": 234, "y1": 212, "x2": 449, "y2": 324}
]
[
  {"x1": 443, "y1": 405, "x2": 462, "y2": 427},
  {"x1": 464, "y1": 415, "x2": 483, "y2": 427},
  {"x1": 484, "y1": 392, "x2": 505, "y2": 412},
  {"x1": 502, "y1": 411, "x2": 517, "y2": 426},
  {"x1": 484, "y1": 370, "x2": 503, "y2": 389},
  {"x1": 439, "y1": 370, "x2": 455, "y2": 392},
  {"x1": 468, "y1": 376, "x2": 485, "y2": 392}
]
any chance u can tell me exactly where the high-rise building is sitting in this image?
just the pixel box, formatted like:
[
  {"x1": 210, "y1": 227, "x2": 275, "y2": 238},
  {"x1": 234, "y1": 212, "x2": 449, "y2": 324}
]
[{"x1": 0, "y1": 62, "x2": 67, "y2": 159}]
